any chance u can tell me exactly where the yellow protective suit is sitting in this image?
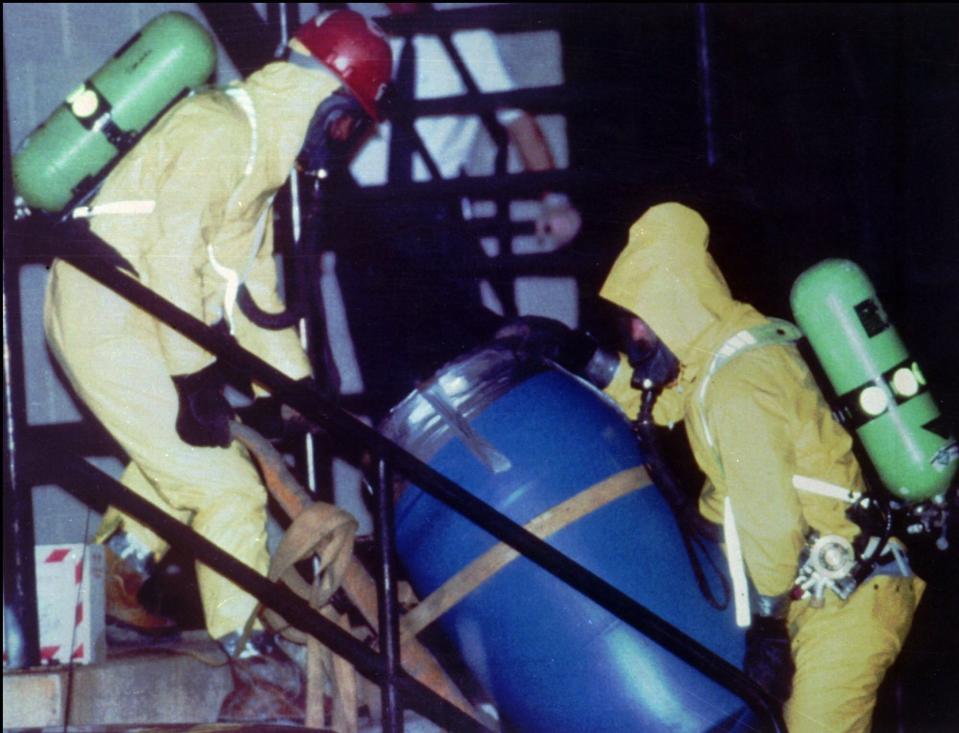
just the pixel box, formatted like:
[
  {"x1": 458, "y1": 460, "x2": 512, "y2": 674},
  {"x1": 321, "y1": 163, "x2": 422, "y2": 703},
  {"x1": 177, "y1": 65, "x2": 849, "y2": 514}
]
[
  {"x1": 44, "y1": 60, "x2": 340, "y2": 640},
  {"x1": 600, "y1": 202, "x2": 921, "y2": 732}
]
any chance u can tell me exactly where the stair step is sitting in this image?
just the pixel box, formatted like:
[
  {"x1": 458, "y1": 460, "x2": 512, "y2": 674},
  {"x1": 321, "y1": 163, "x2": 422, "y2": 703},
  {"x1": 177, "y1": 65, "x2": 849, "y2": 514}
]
[
  {"x1": 5, "y1": 632, "x2": 458, "y2": 733},
  {"x1": 3, "y1": 632, "x2": 230, "y2": 730}
]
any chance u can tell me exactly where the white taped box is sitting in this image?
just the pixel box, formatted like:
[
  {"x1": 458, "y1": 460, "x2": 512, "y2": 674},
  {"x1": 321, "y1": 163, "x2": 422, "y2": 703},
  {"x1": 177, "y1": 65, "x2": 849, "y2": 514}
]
[{"x1": 33, "y1": 544, "x2": 106, "y2": 666}]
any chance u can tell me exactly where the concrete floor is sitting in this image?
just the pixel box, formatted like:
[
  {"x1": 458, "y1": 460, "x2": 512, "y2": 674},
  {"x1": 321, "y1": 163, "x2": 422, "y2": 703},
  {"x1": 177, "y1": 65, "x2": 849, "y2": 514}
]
[
  {"x1": 2, "y1": 631, "x2": 460, "y2": 733},
  {"x1": 3, "y1": 632, "x2": 231, "y2": 730}
]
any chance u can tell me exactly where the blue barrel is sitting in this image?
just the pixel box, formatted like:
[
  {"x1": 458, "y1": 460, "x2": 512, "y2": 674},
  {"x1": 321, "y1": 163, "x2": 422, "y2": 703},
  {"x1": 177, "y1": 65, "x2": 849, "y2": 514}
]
[{"x1": 381, "y1": 346, "x2": 750, "y2": 732}]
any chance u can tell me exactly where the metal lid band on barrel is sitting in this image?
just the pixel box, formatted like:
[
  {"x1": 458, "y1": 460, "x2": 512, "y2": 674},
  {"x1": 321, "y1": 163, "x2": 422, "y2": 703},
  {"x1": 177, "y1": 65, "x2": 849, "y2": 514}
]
[{"x1": 379, "y1": 344, "x2": 544, "y2": 500}]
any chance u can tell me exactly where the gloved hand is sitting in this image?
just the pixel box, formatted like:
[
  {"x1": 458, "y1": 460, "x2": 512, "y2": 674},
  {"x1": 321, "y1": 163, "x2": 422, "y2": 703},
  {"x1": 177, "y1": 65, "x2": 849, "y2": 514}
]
[
  {"x1": 495, "y1": 316, "x2": 618, "y2": 388},
  {"x1": 535, "y1": 193, "x2": 582, "y2": 249},
  {"x1": 743, "y1": 615, "x2": 795, "y2": 704},
  {"x1": 172, "y1": 364, "x2": 234, "y2": 448},
  {"x1": 235, "y1": 378, "x2": 317, "y2": 442},
  {"x1": 235, "y1": 396, "x2": 285, "y2": 441},
  {"x1": 495, "y1": 316, "x2": 588, "y2": 367}
]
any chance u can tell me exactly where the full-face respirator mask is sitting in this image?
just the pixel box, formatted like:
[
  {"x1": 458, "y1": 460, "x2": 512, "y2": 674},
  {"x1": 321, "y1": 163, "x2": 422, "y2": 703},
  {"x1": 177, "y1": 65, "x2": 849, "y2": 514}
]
[
  {"x1": 614, "y1": 309, "x2": 681, "y2": 392},
  {"x1": 296, "y1": 88, "x2": 373, "y2": 181}
]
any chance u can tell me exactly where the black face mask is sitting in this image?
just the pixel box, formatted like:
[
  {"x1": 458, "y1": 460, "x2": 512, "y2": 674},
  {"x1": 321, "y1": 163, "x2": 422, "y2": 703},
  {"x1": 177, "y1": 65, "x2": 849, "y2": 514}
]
[
  {"x1": 627, "y1": 337, "x2": 681, "y2": 391},
  {"x1": 613, "y1": 308, "x2": 680, "y2": 392},
  {"x1": 297, "y1": 89, "x2": 372, "y2": 179}
]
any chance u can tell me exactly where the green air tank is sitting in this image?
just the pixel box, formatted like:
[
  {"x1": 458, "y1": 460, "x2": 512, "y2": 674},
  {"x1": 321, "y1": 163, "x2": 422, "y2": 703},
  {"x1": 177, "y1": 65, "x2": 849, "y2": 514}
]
[
  {"x1": 12, "y1": 12, "x2": 216, "y2": 213},
  {"x1": 790, "y1": 259, "x2": 956, "y2": 501}
]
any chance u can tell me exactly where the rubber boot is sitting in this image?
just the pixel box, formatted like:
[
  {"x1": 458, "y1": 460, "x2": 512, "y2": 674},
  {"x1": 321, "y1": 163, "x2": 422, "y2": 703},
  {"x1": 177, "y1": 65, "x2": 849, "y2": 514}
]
[
  {"x1": 103, "y1": 531, "x2": 179, "y2": 645},
  {"x1": 217, "y1": 629, "x2": 306, "y2": 724}
]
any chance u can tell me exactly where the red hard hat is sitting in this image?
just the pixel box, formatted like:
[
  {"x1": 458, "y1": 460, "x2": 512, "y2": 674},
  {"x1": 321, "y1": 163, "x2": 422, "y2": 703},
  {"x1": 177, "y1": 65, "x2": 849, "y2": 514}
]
[{"x1": 294, "y1": 10, "x2": 393, "y2": 121}]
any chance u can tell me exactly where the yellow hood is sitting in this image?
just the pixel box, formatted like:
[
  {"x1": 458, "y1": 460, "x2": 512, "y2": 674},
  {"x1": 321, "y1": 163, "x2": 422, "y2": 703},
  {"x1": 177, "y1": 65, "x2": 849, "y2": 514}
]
[
  {"x1": 237, "y1": 59, "x2": 341, "y2": 194},
  {"x1": 600, "y1": 202, "x2": 765, "y2": 424},
  {"x1": 600, "y1": 202, "x2": 737, "y2": 364}
]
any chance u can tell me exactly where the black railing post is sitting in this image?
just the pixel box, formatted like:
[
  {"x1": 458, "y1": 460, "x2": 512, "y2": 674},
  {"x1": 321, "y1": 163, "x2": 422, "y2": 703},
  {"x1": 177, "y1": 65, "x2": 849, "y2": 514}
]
[
  {"x1": 2, "y1": 277, "x2": 41, "y2": 670},
  {"x1": 2, "y1": 69, "x2": 41, "y2": 670},
  {"x1": 376, "y1": 458, "x2": 403, "y2": 733}
]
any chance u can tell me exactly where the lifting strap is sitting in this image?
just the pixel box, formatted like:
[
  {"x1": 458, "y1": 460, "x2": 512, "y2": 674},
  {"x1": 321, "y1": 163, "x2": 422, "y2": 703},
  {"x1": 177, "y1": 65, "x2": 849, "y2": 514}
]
[
  {"x1": 230, "y1": 421, "x2": 359, "y2": 732},
  {"x1": 400, "y1": 465, "x2": 651, "y2": 642},
  {"x1": 230, "y1": 421, "x2": 482, "y2": 729}
]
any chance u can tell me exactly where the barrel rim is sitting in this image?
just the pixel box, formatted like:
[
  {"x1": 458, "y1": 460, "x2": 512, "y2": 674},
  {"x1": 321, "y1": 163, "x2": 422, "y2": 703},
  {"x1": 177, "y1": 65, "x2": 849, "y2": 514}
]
[{"x1": 379, "y1": 343, "x2": 545, "y2": 499}]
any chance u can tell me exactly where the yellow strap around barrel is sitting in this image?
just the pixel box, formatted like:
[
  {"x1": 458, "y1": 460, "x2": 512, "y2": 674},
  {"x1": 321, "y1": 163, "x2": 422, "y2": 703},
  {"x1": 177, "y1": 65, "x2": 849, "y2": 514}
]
[{"x1": 400, "y1": 465, "x2": 651, "y2": 642}]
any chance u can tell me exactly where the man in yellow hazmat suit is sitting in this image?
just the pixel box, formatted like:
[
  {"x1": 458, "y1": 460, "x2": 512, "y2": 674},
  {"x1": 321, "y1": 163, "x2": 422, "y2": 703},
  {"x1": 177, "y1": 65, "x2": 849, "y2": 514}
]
[
  {"x1": 43, "y1": 10, "x2": 392, "y2": 722},
  {"x1": 599, "y1": 202, "x2": 922, "y2": 732}
]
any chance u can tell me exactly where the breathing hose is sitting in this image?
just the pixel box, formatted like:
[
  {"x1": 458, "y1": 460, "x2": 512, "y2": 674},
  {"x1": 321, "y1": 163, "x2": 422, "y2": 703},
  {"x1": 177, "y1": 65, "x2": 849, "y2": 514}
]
[{"x1": 633, "y1": 389, "x2": 730, "y2": 610}]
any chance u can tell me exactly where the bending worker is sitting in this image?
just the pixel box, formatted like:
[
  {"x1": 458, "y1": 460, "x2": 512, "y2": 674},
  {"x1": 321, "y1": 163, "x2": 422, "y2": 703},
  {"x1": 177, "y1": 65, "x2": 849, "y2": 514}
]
[
  {"x1": 598, "y1": 202, "x2": 922, "y2": 732},
  {"x1": 44, "y1": 10, "x2": 391, "y2": 722}
]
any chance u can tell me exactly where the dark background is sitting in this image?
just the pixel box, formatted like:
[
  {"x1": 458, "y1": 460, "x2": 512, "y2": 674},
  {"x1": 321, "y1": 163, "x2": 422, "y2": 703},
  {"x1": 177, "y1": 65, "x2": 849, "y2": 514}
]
[{"x1": 565, "y1": 3, "x2": 958, "y2": 426}]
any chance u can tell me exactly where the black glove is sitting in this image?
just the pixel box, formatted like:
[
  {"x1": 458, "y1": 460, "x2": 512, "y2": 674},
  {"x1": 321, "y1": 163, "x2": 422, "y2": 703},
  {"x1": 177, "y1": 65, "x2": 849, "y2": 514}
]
[
  {"x1": 172, "y1": 364, "x2": 234, "y2": 448},
  {"x1": 743, "y1": 615, "x2": 795, "y2": 704},
  {"x1": 235, "y1": 378, "x2": 319, "y2": 442},
  {"x1": 234, "y1": 396, "x2": 285, "y2": 441},
  {"x1": 495, "y1": 316, "x2": 617, "y2": 387}
]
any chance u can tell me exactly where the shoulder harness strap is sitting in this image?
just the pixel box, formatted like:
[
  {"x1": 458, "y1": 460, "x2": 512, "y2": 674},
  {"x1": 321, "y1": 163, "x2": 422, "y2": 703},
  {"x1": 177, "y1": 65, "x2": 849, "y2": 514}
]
[
  {"x1": 209, "y1": 87, "x2": 273, "y2": 334},
  {"x1": 696, "y1": 319, "x2": 801, "y2": 626},
  {"x1": 696, "y1": 318, "x2": 803, "y2": 461}
]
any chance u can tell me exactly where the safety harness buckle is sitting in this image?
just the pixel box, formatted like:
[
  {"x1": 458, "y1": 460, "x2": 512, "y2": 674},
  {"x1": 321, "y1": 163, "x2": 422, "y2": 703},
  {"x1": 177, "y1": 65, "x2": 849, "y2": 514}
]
[
  {"x1": 792, "y1": 532, "x2": 858, "y2": 606},
  {"x1": 792, "y1": 528, "x2": 911, "y2": 607}
]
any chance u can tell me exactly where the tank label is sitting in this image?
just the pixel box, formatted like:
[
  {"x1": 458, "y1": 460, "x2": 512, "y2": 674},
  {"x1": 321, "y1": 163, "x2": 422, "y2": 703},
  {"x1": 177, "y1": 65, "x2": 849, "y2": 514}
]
[
  {"x1": 855, "y1": 298, "x2": 890, "y2": 338},
  {"x1": 68, "y1": 82, "x2": 110, "y2": 127},
  {"x1": 66, "y1": 85, "x2": 100, "y2": 119}
]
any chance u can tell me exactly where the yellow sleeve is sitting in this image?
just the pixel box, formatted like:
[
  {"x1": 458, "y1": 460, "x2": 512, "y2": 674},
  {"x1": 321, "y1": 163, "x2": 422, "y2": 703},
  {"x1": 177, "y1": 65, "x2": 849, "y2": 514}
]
[
  {"x1": 706, "y1": 359, "x2": 809, "y2": 597},
  {"x1": 149, "y1": 113, "x2": 244, "y2": 375},
  {"x1": 92, "y1": 100, "x2": 243, "y2": 376},
  {"x1": 233, "y1": 219, "x2": 312, "y2": 394}
]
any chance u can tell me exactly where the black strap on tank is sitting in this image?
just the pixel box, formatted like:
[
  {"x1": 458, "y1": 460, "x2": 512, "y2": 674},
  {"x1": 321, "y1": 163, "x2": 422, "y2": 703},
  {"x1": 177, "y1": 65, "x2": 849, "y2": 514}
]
[
  {"x1": 69, "y1": 80, "x2": 137, "y2": 151},
  {"x1": 63, "y1": 86, "x2": 192, "y2": 216},
  {"x1": 833, "y1": 358, "x2": 930, "y2": 430}
]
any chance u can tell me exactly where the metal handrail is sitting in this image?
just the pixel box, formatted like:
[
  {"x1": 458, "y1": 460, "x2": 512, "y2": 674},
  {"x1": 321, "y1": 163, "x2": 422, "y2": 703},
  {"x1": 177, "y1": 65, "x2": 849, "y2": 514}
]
[{"x1": 38, "y1": 447, "x2": 490, "y2": 733}]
